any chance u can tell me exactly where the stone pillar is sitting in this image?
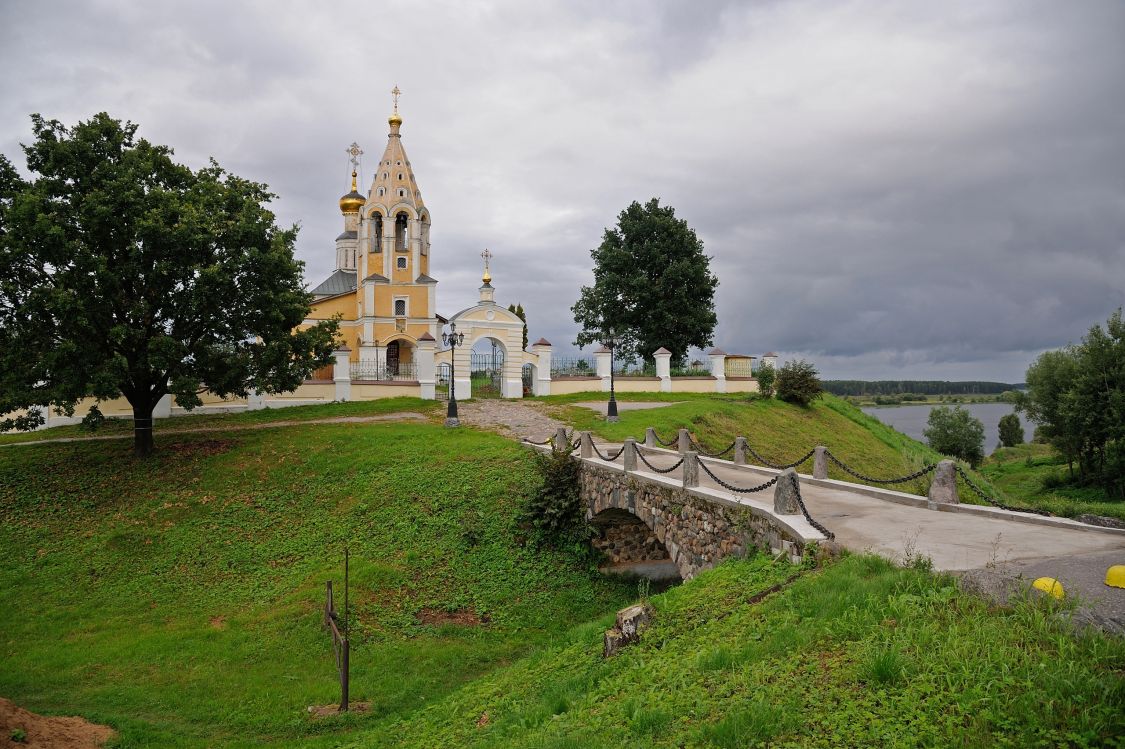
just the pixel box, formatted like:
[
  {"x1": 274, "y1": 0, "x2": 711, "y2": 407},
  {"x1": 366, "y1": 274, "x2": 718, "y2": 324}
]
[
  {"x1": 645, "y1": 427, "x2": 657, "y2": 449},
  {"x1": 580, "y1": 431, "x2": 593, "y2": 459},
  {"x1": 530, "y1": 339, "x2": 553, "y2": 396},
  {"x1": 708, "y1": 348, "x2": 727, "y2": 394},
  {"x1": 654, "y1": 348, "x2": 672, "y2": 393},
  {"x1": 734, "y1": 436, "x2": 748, "y2": 466},
  {"x1": 623, "y1": 438, "x2": 637, "y2": 472},
  {"x1": 682, "y1": 451, "x2": 700, "y2": 488},
  {"x1": 773, "y1": 469, "x2": 801, "y2": 515},
  {"x1": 677, "y1": 428, "x2": 691, "y2": 453},
  {"x1": 415, "y1": 334, "x2": 437, "y2": 400},
  {"x1": 595, "y1": 346, "x2": 611, "y2": 392},
  {"x1": 153, "y1": 393, "x2": 173, "y2": 419},
  {"x1": 928, "y1": 460, "x2": 959, "y2": 504},
  {"x1": 554, "y1": 427, "x2": 569, "y2": 452},
  {"x1": 333, "y1": 348, "x2": 351, "y2": 402},
  {"x1": 246, "y1": 390, "x2": 265, "y2": 411},
  {"x1": 813, "y1": 446, "x2": 828, "y2": 479}
]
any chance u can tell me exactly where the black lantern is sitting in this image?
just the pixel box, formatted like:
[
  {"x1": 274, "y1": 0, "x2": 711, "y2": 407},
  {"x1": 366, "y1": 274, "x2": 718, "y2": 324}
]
[
  {"x1": 442, "y1": 322, "x2": 466, "y2": 426},
  {"x1": 603, "y1": 328, "x2": 622, "y2": 422}
]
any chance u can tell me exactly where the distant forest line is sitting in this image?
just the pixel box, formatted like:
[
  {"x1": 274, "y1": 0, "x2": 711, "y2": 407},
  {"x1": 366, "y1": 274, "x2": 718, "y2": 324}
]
[{"x1": 822, "y1": 381, "x2": 1023, "y2": 396}]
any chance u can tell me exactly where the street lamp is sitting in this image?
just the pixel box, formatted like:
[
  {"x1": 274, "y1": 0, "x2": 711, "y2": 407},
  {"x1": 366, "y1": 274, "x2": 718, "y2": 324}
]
[
  {"x1": 442, "y1": 322, "x2": 466, "y2": 427},
  {"x1": 603, "y1": 328, "x2": 622, "y2": 422}
]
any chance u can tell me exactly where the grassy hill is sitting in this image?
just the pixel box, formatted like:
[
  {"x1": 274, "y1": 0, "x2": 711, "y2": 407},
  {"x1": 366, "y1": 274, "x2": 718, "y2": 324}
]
[{"x1": 2, "y1": 394, "x2": 1121, "y2": 747}]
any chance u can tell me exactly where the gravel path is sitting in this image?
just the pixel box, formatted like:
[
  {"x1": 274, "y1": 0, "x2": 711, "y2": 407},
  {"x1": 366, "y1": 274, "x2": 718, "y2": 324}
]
[{"x1": 454, "y1": 399, "x2": 567, "y2": 442}]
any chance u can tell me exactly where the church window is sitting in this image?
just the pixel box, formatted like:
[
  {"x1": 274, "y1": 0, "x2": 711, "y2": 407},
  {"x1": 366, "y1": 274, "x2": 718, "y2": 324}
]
[
  {"x1": 397, "y1": 256, "x2": 407, "y2": 270},
  {"x1": 398, "y1": 173, "x2": 403, "y2": 180},
  {"x1": 383, "y1": 172, "x2": 388, "y2": 179},
  {"x1": 394, "y1": 298, "x2": 407, "y2": 316},
  {"x1": 395, "y1": 212, "x2": 408, "y2": 251},
  {"x1": 377, "y1": 187, "x2": 385, "y2": 196},
  {"x1": 398, "y1": 188, "x2": 405, "y2": 198},
  {"x1": 396, "y1": 160, "x2": 402, "y2": 166},
  {"x1": 370, "y1": 214, "x2": 383, "y2": 251}
]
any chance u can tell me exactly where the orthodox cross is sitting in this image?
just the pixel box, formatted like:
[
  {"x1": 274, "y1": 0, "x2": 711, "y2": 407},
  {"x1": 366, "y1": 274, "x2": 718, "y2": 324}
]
[
  {"x1": 391, "y1": 85, "x2": 402, "y2": 112},
  {"x1": 346, "y1": 142, "x2": 363, "y2": 184},
  {"x1": 481, "y1": 248, "x2": 493, "y2": 283}
]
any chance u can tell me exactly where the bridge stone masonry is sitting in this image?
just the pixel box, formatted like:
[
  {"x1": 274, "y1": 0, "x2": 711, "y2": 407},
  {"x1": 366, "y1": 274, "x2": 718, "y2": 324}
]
[{"x1": 524, "y1": 425, "x2": 1125, "y2": 588}]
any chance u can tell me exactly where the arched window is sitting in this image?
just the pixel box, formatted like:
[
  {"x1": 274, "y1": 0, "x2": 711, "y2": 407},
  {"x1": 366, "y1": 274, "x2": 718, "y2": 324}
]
[
  {"x1": 395, "y1": 213, "x2": 408, "y2": 252},
  {"x1": 370, "y1": 214, "x2": 383, "y2": 252}
]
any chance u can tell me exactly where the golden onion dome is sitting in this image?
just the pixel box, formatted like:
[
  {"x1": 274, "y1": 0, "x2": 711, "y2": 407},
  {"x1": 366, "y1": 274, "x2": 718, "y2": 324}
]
[
  {"x1": 339, "y1": 171, "x2": 365, "y2": 214},
  {"x1": 388, "y1": 111, "x2": 403, "y2": 128}
]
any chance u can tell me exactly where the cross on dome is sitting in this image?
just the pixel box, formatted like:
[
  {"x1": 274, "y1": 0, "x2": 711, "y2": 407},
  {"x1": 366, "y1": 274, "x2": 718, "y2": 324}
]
[
  {"x1": 391, "y1": 85, "x2": 402, "y2": 113},
  {"x1": 481, "y1": 249, "x2": 493, "y2": 284}
]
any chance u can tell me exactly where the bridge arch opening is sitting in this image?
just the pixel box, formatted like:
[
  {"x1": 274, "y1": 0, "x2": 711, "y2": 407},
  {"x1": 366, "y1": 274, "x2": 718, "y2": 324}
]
[{"x1": 590, "y1": 508, "x2": 683, "y2": 586}]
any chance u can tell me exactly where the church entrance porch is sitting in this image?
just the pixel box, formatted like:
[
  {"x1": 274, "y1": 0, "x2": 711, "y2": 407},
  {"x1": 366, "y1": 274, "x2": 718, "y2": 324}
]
[{"x1": 351, "y1": 339, "x2": 418, "y2": 382}]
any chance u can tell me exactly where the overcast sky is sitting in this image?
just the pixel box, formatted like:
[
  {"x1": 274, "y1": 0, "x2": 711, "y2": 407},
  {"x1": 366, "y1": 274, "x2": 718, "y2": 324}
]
[{"x1": 2, "y1": 1, "x2": 1122, "y2": 380}]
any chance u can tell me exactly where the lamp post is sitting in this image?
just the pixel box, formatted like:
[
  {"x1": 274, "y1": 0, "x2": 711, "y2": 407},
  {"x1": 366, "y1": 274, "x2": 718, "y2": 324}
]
[
  {"x1": 603, "y1": 329, "x2": 622, "y2": 422},
  {"x1": 442, "y1": 322, "x2": 466, "y2": 427}
]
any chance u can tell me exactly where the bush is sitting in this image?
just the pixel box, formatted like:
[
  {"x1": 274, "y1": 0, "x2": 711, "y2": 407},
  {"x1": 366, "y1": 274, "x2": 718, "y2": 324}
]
[
  {"x1": 521, "y1": 449, "x2": 590, "y2": 549},
  {"x1": 998, "y1": 413, "x2": 1024, "y2": 448},
  {"x1": 756, "y1": 364, "x2": 776, "y2": 398},
  {"x1": 923, "y1": 406, "x2": 985, "y2": 467},
  {"x1": 776, "y1": 359, "x2": 823, "y2": 407}
]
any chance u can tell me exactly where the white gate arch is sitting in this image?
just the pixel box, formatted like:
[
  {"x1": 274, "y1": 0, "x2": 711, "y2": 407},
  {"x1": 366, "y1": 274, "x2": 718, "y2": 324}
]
[{"x1": 435, "y1": 286, "x2": 529, "y2": 400}]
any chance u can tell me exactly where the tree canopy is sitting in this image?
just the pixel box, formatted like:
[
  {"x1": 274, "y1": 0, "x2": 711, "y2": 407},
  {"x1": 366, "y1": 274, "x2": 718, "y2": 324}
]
[
  {"x1": 923, "y1": 405, "x2": 985, "y2": 467},
  {"x1": 0, "y1": 113, "x2": 339, "y2": 455},
  {"x1": 1017, "y1": 309, "x2": 1124, "y2": 497},
  {"x1": 775, "y1": 359, "x2": 823, "y2": 407},
  {"x1": 571, "y1": 198, "x2": 718, "y2": 365}
]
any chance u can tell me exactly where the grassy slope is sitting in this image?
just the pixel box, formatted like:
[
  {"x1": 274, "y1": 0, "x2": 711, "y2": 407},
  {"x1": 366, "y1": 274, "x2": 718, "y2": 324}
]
[
  {"x1": 0, "y1": 420, "x2": 634, "y2": 747},
  {"x1": 366, "y1": 554, "x2": 1125, "y2": 748},
  {"x1": 982, "y1": 443, "x2": 1125, "y2": 521},
  {"x1": 544, "y1": 392, "x2": 1010, "y2": 506}
]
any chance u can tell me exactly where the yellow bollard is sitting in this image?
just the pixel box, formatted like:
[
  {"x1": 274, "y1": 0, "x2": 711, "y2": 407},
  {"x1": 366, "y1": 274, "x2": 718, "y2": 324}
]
[
  {"x1": 1106, "y1": 565, "x2": 1125, "y2": 589},
  {"x1": 1032, "y1": 577, "x2": 1064, "y2": 600}
]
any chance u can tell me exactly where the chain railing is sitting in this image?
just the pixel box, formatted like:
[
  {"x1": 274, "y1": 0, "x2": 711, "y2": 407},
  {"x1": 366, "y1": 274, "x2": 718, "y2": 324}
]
[
  {"x1": 650, "y1": 431, "x2": 679, "y2": 448},
  {"x1": 697, "y1": 459, "x2": 779, "y2": 494},
  {"x1": 788, "y1": 473, "x2": 835, "y2": 540},
  {"x1": 823, "y1": 450, "x2": 935, "y2": 485},
  {"x1": 637, "y1": 450, "x2": 685, "y2": 474},
  {"x1": 591, "y1": 442, "x2": 625, "y2": 462},
  {"x1": 746, "y1": 444, "x2": 816, "y2": 471},
  {"x1": 688, "y1": 437, "x2": 737, "y2": 459},
  {"x1": 955, "y1": 465, "x2": 1052, "y2": 516}
]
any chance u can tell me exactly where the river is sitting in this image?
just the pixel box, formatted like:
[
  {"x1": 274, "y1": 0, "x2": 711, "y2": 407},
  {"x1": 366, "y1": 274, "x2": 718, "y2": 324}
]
[{"x1": 860, "y1": 402, "x2": 1025, "y2": 453}]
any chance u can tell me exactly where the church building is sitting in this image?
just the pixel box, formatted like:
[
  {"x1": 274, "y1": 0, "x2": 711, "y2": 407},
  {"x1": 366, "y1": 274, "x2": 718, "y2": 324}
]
[{"x1": 305, "y1": 89, "x2": 440, "y2": 374}]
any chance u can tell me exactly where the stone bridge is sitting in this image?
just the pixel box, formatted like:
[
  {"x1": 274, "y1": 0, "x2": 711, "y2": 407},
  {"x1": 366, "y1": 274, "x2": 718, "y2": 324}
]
[{"x1": 526, "y1": 428, "x2": 1125, "y2": 587}]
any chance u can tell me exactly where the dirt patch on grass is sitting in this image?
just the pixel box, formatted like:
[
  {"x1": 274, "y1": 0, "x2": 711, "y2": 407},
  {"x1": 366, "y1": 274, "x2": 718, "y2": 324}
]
[
  {"x1": 209, "y1": 615, "x2": 227, "y2": 629},
  {"x1": 307, "y1": 702, "x2": 372, "y2": 719},
  {"x1": 167, "y1": 439, "x2": 234, "y2": 457},
  {"x1": 415, "y1": 608, "x2": 489, "y2": 627},
  {"x1": 0, "y1": 698, "x2": 114, "y2": 748}
]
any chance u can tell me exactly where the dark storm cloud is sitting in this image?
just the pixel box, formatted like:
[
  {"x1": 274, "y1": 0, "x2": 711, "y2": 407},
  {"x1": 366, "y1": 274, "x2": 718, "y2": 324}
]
[{"x1": 2, "y1": 0, "x2": 1122, "y2": 380}]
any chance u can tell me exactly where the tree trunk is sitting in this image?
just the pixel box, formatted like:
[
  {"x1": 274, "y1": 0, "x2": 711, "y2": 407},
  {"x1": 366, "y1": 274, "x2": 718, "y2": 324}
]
[{"x1": 132, "y1": 402, "x2": 154, "y2": 458}]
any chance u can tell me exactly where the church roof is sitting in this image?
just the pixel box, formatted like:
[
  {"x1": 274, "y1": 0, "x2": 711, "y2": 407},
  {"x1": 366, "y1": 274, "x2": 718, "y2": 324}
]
[
  {"x1": 310, "y1": 269, "x2": 357, "y2": 299},
  {"x1": 363, "y1": 272, "x2": 389, "y2": 283},
  {"x1": 414, "y1": 273, "x2": 437, "y2": 284},
  {"x1": 366, "y1": 110, "x2": 427, "y2": 217},
  {"x1": 336, "y1": 230, "x2": 357, "y2": 241}
]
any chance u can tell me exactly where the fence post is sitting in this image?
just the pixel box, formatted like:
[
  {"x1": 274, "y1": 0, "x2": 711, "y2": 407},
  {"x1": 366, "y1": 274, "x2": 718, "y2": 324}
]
[
  {"x1": 340, "y1": 638, "x2": 350, "y2": 712},
  {"x1": 682, "y1": 451, "x2": 699, "y2": 488},
  {"x1": 708, "y1": 348, "x2": 727, "y2": 393},
  {"x1": 554, "y1": 427, "x2": 569, "y2": 452},
  {"x1": 734, "y1": 437, "x2": 748, "y2": 466},
  {"x1": 415, "y1": 333, "x2": 437, "y2": 400},
  {"x1": 595, "y1": 346, "x2": 612, "y2": 392},
  {"x1": 645, "y1": 427, "x2": 657, "y2": 449},
  {"x1": 813, "y1": 446, "x2": 828, "y2": 479},
  {"x1": 324, "y1": 580, "x2": 333, "y2": 629},
  {"x1": 580, "y1": 431, "x2": 593, "y2": 459},
  {"x1": 333, "y1": 348, "x2": 352, "y2": 402},
  {"x1": 654, "y1": 348, "x2": 672, "y2": 393},
  {"x1": 928, "y1": 460, "x2": 959, "y2": 504},
  {"x1": 531, "y1": 339, "x2": 553, "y2": 396},
  {"x1": 677, "y1": 428, "x2": 691, "y2": 454},
  {"x1": 623, "y1": 438, "x2": 637, "y2": 472},
  {"x1": 773, "y1": 469, "x2": 801, "y2": 515}
]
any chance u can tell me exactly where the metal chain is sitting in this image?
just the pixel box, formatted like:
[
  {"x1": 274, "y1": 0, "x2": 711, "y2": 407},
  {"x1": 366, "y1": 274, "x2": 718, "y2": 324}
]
[
  {"x1": 789, "y1": 473, "x2": 835, "y2": 540},
  {"x1": 524, "y1": 436, "x2": 554, "y2": 446},
  {"x1": 651, "y1": 431, "x2": 678, "y2": 447},
  {"x1": 636, "y1": 450, "x2": 686, "y2": 474},
  {"x1": 688, "y1": 437, "x2": 737, "y2": 458},
  {"x1": 823, "y1": 450, "x2": 935, "y2": 485},
  {"x1": 568, "y1": 439, "x2": 581, "y2": 454},
  {"x1": 955, "y1": 465, "x2": 1052, "y2": 516},
  {"x1": 697, "y1": 459, "x2": 779, "y2": 493},
  {"x1": 591, "y1": 442, "x2": 625, "y2": 462},
  {"x1": 742, "y1": 443, "x2": 816, "y2": 470}
]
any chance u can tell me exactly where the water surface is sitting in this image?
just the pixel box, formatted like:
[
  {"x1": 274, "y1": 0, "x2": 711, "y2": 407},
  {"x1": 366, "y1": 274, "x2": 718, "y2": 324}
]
[{"x1": 860, "y1": 402, "x2": 1024, "y2": 453}]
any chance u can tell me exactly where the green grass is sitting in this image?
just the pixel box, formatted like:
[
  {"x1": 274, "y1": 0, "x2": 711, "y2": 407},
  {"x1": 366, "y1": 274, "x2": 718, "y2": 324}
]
[
  {"x1": 0, "y1": 420, "x2": 634, "y2": 747},
  {"x1": 981, "y1": 443, "x2": 1125, "y2": 521},
  {"x1": 0, "y1": 397, "x2": 443, "y2": 444},
  {"x1": 358, "y1": 554, "x2": 1125, "y2": 748}
]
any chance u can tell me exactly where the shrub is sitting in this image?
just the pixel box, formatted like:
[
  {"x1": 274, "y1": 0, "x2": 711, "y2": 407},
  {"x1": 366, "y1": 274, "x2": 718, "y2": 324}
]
[
  {"x1": 756, "y1": 363, "x2": 776, "y2": 398},
  {"x1": 998, "y1": 413, "x2": 1024, "y2": 448},
  {"x1": 923, "y1": 406, "x2": 985, "y2": 467},
  {"x1": 776, "y1": 359, "x2": 823, "y2": 407},
  {"x1": 521, "y1": 449, "x2": 590, "y2": 549}
]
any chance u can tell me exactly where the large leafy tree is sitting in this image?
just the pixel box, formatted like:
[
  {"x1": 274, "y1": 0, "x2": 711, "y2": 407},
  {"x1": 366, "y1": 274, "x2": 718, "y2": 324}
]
[
  {"x1": 0, "y1": 113, "x2": 339, "y2": 456},
  {"x1": 923, "y1": 405, "x2": 985, "y2": 467},
  {"x1": 572, "y1": 198, "x2": 718, "y2": 365}
]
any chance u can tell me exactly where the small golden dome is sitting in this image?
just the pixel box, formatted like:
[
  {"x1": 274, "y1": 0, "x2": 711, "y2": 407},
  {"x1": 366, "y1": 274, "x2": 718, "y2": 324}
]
[
  {"x1": 388, "y1": 111, "x2": 403, "y2": 127},
  {"x1": 339, "y1": 171, "x2": 364, "y2": 213}
]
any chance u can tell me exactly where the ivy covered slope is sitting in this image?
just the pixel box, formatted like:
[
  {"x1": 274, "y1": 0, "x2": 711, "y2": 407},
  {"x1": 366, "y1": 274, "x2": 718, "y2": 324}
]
[
  {"x1": 368, "y1": 554, "x2": 1125, "y2": 748},
  {"x1": 0, "y1": 420, "x2": 635, "y2": 748}
]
